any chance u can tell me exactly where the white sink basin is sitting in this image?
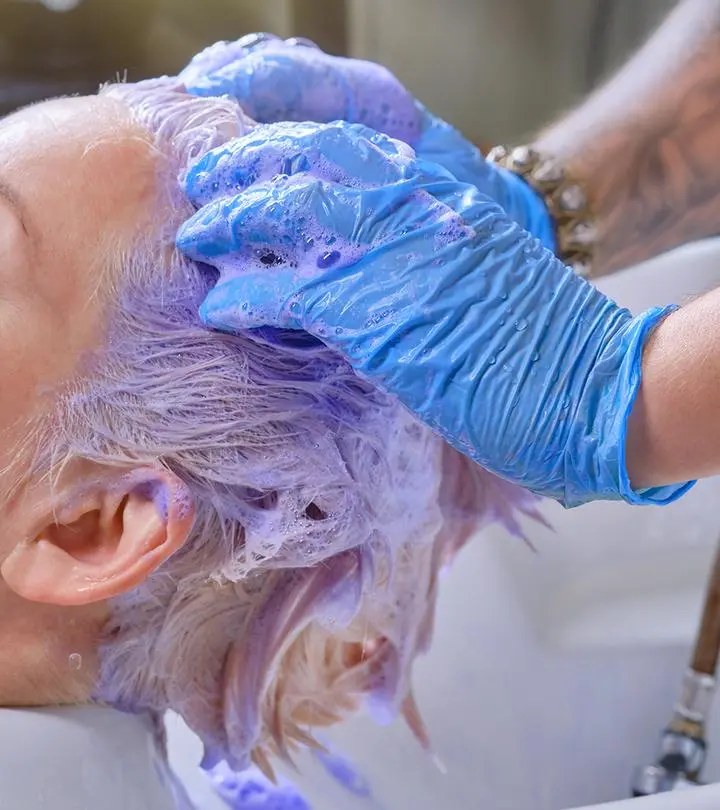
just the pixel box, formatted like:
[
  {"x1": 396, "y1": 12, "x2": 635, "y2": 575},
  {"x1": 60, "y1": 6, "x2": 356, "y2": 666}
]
[{"x1": 167, "y1": 239, "x2": 720, "y2": 810}]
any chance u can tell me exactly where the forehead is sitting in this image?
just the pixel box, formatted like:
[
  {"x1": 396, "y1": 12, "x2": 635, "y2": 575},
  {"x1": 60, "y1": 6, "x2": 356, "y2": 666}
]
[
  {"x1": 0, "y1": 95, "x2": 158, "y2": 227},
  {"x1": 1, "y1": 95, "x2": 131, "y2": 138},
  {"x1": 0, "y1": 95, "x2": 155, "y2": 176},
  {"x1": 0, "y1": 95, "x2": 160, "y2": 300}
]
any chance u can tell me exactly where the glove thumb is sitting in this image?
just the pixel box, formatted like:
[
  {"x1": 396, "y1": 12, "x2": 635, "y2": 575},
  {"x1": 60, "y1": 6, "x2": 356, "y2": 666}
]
[{"x1": 199, "y1": 268, "x2": 306, "y2": 333}]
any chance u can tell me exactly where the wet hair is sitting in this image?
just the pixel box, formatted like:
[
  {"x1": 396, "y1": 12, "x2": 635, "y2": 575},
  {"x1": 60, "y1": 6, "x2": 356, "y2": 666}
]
[{"x1": 34, "y1": 78, "x2": 543, "y2": 776}]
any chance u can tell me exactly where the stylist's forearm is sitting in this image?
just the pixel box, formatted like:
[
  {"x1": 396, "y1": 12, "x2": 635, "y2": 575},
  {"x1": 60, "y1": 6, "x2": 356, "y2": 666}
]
[
  {"x1": 535, "y1": 0, "x2": 720, "y2": 276},
  {"x1": 626, "y1": 287, "x2": 720, "y2": 488}
]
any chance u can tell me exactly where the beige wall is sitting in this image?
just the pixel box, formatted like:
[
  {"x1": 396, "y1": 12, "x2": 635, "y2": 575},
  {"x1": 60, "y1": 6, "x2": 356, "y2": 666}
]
[
  {"x1": 348, "y1": 0, "x2": 675, "y2": 144},
  {"x1": 147, "y1": 0, "x2": 346, "y2": 78}
]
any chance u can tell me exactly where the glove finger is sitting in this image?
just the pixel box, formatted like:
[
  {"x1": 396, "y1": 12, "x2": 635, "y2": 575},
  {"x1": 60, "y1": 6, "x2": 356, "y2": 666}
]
[
  {"x1": 177, "y1": 176, "x2": 371, "y2": 271},
  {"x1": 183, "y1": 121, "x2": 415, "y2": 207},
  {"x1": 180, "y1": 34, "x2": 283, "y2": 87},
  {"x1": 184, "y1": 48, "x2": 344, "y2": 123},
  {"x1": 199, "y1": 268, "x2": 305, "y2": 331},
  {"x1": 184, "y1": 40, "x2": 423, "y2": 143}
]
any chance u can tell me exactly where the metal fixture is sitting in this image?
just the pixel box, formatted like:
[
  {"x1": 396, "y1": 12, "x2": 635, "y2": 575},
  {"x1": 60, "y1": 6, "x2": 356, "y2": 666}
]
[{"x1": 632, "y1": 540, "x2": 720, "y2": 796}]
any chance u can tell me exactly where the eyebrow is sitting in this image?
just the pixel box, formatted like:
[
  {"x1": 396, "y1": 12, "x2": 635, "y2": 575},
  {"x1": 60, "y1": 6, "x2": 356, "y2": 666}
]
[{"x1": 0, "y1": 179, "x2": 30, "y2": 236}]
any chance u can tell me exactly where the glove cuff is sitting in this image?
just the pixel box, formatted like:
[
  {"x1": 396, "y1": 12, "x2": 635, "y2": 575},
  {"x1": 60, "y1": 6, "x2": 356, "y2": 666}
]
[
  {"x1": 579, "y1": 305, "x2": 695, "y2": 508},
  {"x1": 613, "y1": 305, "x2": 697, "y2": 507}
]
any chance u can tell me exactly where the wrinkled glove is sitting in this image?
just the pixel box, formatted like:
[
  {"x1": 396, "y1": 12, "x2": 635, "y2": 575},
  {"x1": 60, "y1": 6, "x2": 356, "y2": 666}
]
[
  {"x1": 176, "y1": 120, "x2": 694, "y2": 508},
  {"x1": 179, "y1": 35, "x2": 554, "y2": 250}
]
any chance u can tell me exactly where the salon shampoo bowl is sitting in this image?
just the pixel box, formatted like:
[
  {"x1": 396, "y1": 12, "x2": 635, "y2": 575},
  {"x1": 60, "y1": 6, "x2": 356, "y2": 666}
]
[{"x1": 167, "y1": 238, "x2": 720, "y2": 810}]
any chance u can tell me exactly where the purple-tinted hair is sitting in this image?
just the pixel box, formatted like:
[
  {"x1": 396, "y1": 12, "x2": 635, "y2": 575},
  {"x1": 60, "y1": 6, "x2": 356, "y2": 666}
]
[{"x1": 33, "y1": 78, "x2": 543, "y2": 776}]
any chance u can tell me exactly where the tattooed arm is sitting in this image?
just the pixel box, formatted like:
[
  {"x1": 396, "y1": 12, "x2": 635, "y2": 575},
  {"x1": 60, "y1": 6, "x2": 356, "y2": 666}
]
[{"x1": 535, "y1": 0, "x2": 720, "y2": 276}]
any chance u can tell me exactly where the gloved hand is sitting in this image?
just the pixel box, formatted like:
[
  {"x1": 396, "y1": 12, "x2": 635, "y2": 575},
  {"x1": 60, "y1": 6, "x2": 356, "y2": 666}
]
[
  {"x1": 179, "y1": 35, "x2": 555, "y2": 250},
  {"x1": 176, "y1": 121, "x2": 694, "y2": 508}
]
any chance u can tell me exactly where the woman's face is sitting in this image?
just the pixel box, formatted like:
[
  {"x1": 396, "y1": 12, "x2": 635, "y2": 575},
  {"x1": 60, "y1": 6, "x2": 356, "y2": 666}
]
[
  {"x1": 0, "y1": 95, "x2": 158, "y2": 481},
  {"x1": 0, "y1": 95, "x2": 164, "y2": 704}
]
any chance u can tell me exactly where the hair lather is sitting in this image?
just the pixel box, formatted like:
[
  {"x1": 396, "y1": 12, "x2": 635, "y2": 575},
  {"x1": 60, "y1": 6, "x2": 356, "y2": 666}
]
[{"x1": 37, "y1": 78, "x2": 544, "y2": 776}]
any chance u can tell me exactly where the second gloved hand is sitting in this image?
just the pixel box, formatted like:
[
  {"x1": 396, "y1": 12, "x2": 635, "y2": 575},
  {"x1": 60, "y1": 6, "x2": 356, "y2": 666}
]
[
  {"x1": 180, "y1": 36, "x2": 554, "y2": 250},
  {"x1": 176, "y1": 121, "x2": 694, "y2": 508}
]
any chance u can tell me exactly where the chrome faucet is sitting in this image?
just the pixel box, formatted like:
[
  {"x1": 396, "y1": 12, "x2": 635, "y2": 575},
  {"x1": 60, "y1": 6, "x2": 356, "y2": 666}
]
[
  {"x1": 632, "y1": 670, "x2": 714, "y2": 795},
  {"x1": 632, "y1": 539, "x2": 720, "y2": 796}
]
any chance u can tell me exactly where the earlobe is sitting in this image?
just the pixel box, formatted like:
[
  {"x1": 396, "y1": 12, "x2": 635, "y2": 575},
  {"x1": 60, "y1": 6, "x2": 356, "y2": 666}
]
[{"x1": 1, "y1": 468, "x2": 195, "y2": 606}]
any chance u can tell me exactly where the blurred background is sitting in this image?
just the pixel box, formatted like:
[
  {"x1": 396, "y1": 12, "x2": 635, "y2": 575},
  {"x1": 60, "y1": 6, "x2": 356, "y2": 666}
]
[
  {"x1": 5, "y1": 3, "x2": 720, "y2": 810},
  {"x1": 0, "y1": 0, "x2": 676, "y2": 139}
]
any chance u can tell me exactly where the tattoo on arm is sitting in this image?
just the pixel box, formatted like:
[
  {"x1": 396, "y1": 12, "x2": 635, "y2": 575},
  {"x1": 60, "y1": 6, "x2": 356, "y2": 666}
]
[{"x1": 536, "y1": 2, "x2": 720, "y2": 276}]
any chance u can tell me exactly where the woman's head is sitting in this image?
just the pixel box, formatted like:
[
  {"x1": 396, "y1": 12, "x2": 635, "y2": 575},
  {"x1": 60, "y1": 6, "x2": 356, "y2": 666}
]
[{"x1": 0, "y1": 79, "x2": 539, "y2": 774}]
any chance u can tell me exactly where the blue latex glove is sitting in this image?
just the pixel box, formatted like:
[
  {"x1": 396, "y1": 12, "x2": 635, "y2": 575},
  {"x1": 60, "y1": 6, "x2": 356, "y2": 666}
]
[
  {"x1": 176, "y1": 121, "x2": 694, "y2": 508},
  {"x1": 179, "y1": 36, "x2": 555, "y2": 251}
]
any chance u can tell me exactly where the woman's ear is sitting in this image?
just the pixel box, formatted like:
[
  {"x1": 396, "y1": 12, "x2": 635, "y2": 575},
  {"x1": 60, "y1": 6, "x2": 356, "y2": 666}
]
[{"x1": 1, "y1": 468, "x2": 195, "y2": 606}]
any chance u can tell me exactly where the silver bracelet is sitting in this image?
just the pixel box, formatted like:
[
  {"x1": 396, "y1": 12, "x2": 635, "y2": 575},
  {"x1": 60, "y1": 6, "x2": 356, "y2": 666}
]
[{"x1": 487, "y1": 145, "x2": 596, "y2": 279}]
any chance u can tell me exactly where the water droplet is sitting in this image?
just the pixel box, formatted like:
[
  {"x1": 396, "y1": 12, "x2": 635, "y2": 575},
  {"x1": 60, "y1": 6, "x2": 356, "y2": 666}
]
[
  {"x1": 69, "y1": 653, "x2": 82, "y2": 671},
  {"x1": 487, "y1": 356, "x2": 497, "y2": 366},
  {"x1": 335, "y1": 327, "x2": 344, "y2": 335},
  {"x1": 499, "y1": 318, "x2": 506, "y2": 326},
  {"x1": 531, "y1": 351, "x2": 540, "y2": 362},
  {"x1": 500, "y1": 293, "x2": 509, "y2": 301},
  {"x1": 562, "y1": 396, "x2": 571, "y2": 410},
  {"x1": 515, "y1": 318, "x2": 528, "y2": 332}
]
